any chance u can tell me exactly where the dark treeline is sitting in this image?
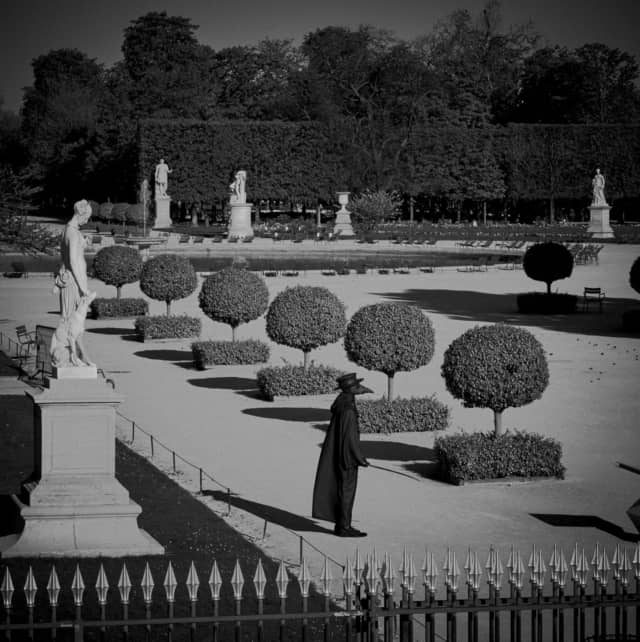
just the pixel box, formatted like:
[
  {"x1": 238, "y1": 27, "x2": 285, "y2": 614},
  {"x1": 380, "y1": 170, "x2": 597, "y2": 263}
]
[{"x1": 1, "y1": 1, "x2": 640, "y2": 222}]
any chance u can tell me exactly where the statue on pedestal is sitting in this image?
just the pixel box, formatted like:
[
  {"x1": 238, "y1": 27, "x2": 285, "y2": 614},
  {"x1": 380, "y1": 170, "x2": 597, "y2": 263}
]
[
  {"x1": 229, "y1": 170, "x2": 247, "y2": 204},
  {"x1": 154, "y1": 158, "x2": 172, "y2": 199},
  {"x1": 51, "y1": 199, "x2": 96, "y2": 368},
  {"x1": 592, "y1": 168, "x2": 607, "y2": 206}
]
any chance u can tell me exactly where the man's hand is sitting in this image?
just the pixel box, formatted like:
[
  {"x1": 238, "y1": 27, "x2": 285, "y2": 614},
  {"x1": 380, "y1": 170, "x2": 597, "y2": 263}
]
[{"x1": 360, "y1": 459, "x2": 370, "y2": 467}]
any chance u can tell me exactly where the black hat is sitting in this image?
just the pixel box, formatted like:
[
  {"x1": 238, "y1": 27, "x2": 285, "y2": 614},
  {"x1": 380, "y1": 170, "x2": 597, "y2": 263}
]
[{"x1": 336, "y1": 373, "x2": 373, "y2": 394}]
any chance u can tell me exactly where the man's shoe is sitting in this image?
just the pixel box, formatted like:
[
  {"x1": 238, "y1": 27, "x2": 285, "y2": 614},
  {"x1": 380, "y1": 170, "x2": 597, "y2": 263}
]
[
  {"x1": 334, "y1": 526, "x2": 367, "y2": 538},
  {"x1": 345, "y1": 527, "x2": 367, "y2": 537}
]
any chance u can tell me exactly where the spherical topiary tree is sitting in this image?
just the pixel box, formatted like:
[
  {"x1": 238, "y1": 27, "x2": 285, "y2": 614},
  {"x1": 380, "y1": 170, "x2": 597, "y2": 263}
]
[
  {"x1": 523, "y1": 242, "x2": 574, "y2": 294},
  {"x1": 199, "y1": 268, "x2": 269, "y2": 341},
  {"x1": 344, "y1": 303, "x2": 434, "y2": 400},
  {"x1": 140, "y1": 253, "x2": 197, "y2": 315},
  {"x1": 93, "y1": 245, "x2": 143, "y2": 299},
  {"x1": 266, "y1": 286, "x2": 346, "y2": 369},
  {"x1": 442, "y1": 324, "x2": 549, "y2": 436},
  {"x1": 629, "y1": 256, "x2": 640, "y2": 295}
]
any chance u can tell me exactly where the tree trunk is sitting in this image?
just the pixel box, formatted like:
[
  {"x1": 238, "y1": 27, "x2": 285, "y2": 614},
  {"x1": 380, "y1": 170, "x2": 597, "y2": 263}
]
[
  {"x1": 387, "y1": 374, "x2": 394, "y2": 400},
  {"x1": 409, "y1": 197, "x2": 414, "y2": 224},
  {"x1": 493, "y1": 410, "x2": 503, "y2": 436},
  {"x1": 483, "y1": 201, "x2": 487, "y2": 226},
  {"x1": 303, "y1": 351, "x2": 310, "y2": 370},
  {"x1": 549, "y1": 197, "x2": 555, "y2": 223},
  {"x1": 232, "y1": 326, "x2": 237, "y2": 342},
  {"x1": 166, "y1": 301, "x2": 171, "y2": 316},
  {"x1": 546, "y1": 281, "x2": 551, "y2": 295},
  {"x1": 117, "y1": 285, "x2": 122, "y2": 300}
]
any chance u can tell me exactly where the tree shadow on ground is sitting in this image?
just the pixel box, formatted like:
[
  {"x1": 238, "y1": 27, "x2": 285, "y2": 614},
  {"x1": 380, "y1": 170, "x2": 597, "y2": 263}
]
[
  {"x1": 403, "y1": 461, "x2": 445, "y2": 482},
  {"x1": 203, "y1": 490, "x2": 333, "y2": 534},
  {"x1": 531, "y1": 513, "x2": 639, "y2": 542},
  {"x1": 134, "y1": 349, "x2": 192, "y2": 363},
  {"x1": 87, "y1": 327, "x2": 137, "y2": 337},
  {"x1": 376, "y1": 289, "x2": 639, "y2": 338},
  {"x1": 243, "y1": 407, "x2": 330, "y2": 422},
  {"x1": 188, "y1": 376, "x2": 259, "y2": 392}
]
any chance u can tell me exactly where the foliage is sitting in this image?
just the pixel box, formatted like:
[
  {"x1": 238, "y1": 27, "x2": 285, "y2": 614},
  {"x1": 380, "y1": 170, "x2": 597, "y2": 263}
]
[
  {"x1": 349, "y1": 190, "x2": 401, "y2": 232},
  {"x1": 356, "y1": 396, "x2": 449, "y2": 434},
  {"x1": 630, "y1": 256, "x2": 640, "y2": 295},
  {"x1": 198, "y1": 268, "x2": 269, "y2": 340},
  {"x1": 266, "y1": 286, "x2": 346, "y2": 367},
  {"x1": 134, "y1": 314, "x2": 201, "y2": 340},
  {"x1": 523, "y1": 242, "x2": 574, "y2": 294},
  {"x1": 98, "y1": 202, "x2": 114, "y2": 223},
  {"x1": 90, "y1": 297, "x2": 148, "y2": 318},
  {"x1": 140, "y1": 254, "x2": 198, "y2": 315},
  {"x1": 92, "y1": 245, "x2": 143, "y2": 298},
  {"x1": 256, "y1": 364, "x2": 346, "y2": 401},
  {"x1": 344, "y1": 303, "x2": 434, "y2": 399},
  {"x1": 441, "y1": 324, "x2": 549, "y2": 435},
  {"x1": 126, "y1": 203, "x2": 147, "y2": 226},
  {"x1": 111, "y1": 202, "x2": 130, "y2": 227},
  {"x1": 516, "y1": 292, "x2": 578, "y2": 314},
  {"x1": 434, "y1": 430, "x2": 565, "y2": 482},
  {"x1": 191, "y1": 339, "x2": 270, "y2": 367}
]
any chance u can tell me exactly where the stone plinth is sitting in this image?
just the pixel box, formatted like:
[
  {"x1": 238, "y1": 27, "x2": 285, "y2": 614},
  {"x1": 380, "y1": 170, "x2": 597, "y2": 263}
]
[
  {"x1": 154, "y1": 197, "x2": 172, "y2": 229},
  {"x1": 0, "y1": 376, "x2": 164, "y2": 557},
  {"x1": 333, "y1": 211, "x2": 355, "y2": 237},
  {"x1": 228, "y1": 203, "x2": 253, "y2": 239},
  {"x1": 587, "y1": 205, "x2": 614, "y2": 239}
]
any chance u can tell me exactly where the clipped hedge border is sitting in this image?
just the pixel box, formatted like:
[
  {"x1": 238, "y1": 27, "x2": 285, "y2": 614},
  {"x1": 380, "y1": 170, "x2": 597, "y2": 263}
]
[
  {"x1": 357, "y1": 396, "x2": 449, "y2": 434},
  {"x1": 517, "y1": 292, "x2": 578, "y2": 314},
  {"x1": 256, "y1": 364, "x2": 346, "y2": 401},
  {"x1": 90, "y1": 297, "x2": 148, "y2": 319},
  {"x1": 134, "y1": 315, "x2": 201, "y2": 341},
  {"x1": 434, "y1": 430, "x2": 565, "y2": 484},
  {"x1": 192, "y1": 339, "x2": 270, "y2": 367}
]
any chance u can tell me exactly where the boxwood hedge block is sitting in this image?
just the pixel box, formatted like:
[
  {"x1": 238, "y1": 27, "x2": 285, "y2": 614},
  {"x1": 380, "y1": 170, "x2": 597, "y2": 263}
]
[
  {"x1": 356, "y1": 396, "x2": 449, "y2": 434},
  {"x1": 256, "y1": 364, "x2": 346, "y2": 401},
  {"x1": 91, "y1": 297, "x2": 148, "y2": 319},
  {"x1": 135, "y1": 315, "x2": 201, "y2": 341},
  {"x1": 434, "y1": 430, "x2": 565, "y2": 483},
  {"x1": 192, "y1": 339, "x2": 270, "y2": 367}
]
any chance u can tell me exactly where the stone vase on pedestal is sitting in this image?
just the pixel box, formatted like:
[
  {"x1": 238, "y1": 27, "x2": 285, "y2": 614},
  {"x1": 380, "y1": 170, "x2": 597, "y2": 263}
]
[
  {"x1": 587, "y1": 205, "x2": 614, "y2": 239},
  {"x1": 154, "y1": 196, "x2": 172, "y2": 229},
  {"x1": 227, "y1": 202, "x2": 253, "y2": 239},
  {"x1": 0, "y1": 372, "x2": 164, "y2": 557},
  {"x1": 333, "y1": 192, "x2": 355, "y2": 237}
]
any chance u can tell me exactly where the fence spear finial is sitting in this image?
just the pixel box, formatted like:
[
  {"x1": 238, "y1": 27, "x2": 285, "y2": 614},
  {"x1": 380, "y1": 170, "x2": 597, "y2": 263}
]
[
  {"x1": 276, "y1": 559, "x2": 289, "y2": 600},
  {"x1": 96, "y1": 564, "x2": 109, "y2": 606},
  {"x1": 186, "y1": 561, "x2": 200, "y2": 603},
  {"x1": 118, "y1": 563, "x2": 132, "y2": 605},
  {"x1": 342, "y1": 556, "x2": 354, "y2": 597},
  {"x1": 209, "y1": 560, "x2": 222, "y2": 601},
  {"x1": 163, "y1": 562, "x2": 177, "y2": 603},
  {"x1": 231, "y1": 560, "x2": 245, "y2": 601},
  {"x1": 353, "y1": 549, "x2": 364, "y2": 586},
  {"x1": 557, "y1": 550, "x2": 569, "y2": 588},
  {"x1": 382, "y1": 552, "x2": 395, "y2": 595},
  {"x1": 598, "y1": 549, "x2": 610, "y2": 587},
  {"x1": 632, "y1": 543, "x2": 640, "y2": 580},
  {"x1": 24, "y1": 567, "x2": 38, "y2": 609},
  {"x1": 320, "y1": 555, "x2": 332, "y2": 597},
  {"x1": 253, "y1": 559, "x2": 267, "y2": 600},
  {"x1": 47, "y1": 566, "x2": 61, "y2": 607},
  {"x1": 1, "y1": 567, "x2": 14, "y2": 610},
  {"x1": 71, "y1": 565, "x2": 85, "y2": 607},
  {"x1": 611, "y1": 544, "x2": 622, "y2": 581},
  {"x1": 141, "y1": 563, "x2": 154, "y2": 605},
  {"x1": 619, "y1": 548, "x2": 631, "y2": 586},
  {"x1": 298, "y1": 557, "x2": 311, "y2": 598},
  {"x1": 422, "y1": 550, "x2": 438, "y2": 592}
]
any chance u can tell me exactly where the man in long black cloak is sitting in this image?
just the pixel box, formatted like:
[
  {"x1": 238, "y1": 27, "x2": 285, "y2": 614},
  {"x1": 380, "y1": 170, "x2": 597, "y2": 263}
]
[{"x1": 312, "y1": 373, "x2": 371, "y2": 537}]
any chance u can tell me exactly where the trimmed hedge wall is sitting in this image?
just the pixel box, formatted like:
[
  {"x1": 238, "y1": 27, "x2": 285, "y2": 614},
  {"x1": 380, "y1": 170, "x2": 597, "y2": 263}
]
[
  {"x1": 357, "y1": 396, "x2": 449, "y2": 434},
  {"x1": 134, "y1": 315, "x2": 201, "y2": 341},
  {"x1": 191, "y1": 339, "x2": 270, "y2": 367},
  {"x1": 91, "y1": 298, "x2": 148, "y2": 319},
  {"x1": 517, "y1": 292, "x2": 578, "y2": 314},
  {"x1": 434, "y1": 431, "x2": 565, "y2": 483},
  {"x1": 256, "y1": 364, "x2": 346, "y2": 401}
]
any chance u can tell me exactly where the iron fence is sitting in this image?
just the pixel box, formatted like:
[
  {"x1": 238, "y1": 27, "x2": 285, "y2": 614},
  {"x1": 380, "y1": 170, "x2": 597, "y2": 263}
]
[{"x1": 2, "y1": 543, "x2": 639, "y2": 641}]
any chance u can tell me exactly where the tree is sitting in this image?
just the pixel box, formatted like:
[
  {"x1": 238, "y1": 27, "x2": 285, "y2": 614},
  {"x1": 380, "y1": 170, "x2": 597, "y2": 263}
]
[
  {"x1": 523, "y1": 242, "x2": 574, "y2": 294},
  {"x1": 140, "y1": 253, "x2": 197, "y2": 315},
  {"x1": 441, "y1": 324, "x2": 549, "y2": 435},
  {"x1": 92, "y1": 246, "x2": 143, "y2": 298},
  {"x1": 630, "y1": 257, "x2": 640, "y2": 295},
  {"x1": 266, "y1": 286, "x2": 346, "y2": 369},
  {"x1": 344, "y1": 303, "x2": 434, "y2": 400},
  {"x1": 349, "y1": 190, "x2": 401, "y2": 233},
  {"x1": 199, "y1": 268, "x2": 269, "y2": 341}
]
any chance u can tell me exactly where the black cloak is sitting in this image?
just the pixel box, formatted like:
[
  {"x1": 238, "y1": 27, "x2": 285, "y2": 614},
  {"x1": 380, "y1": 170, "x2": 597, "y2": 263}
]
[{"x1": 312, "y1": 392, "x2": 367, "y2": 522}]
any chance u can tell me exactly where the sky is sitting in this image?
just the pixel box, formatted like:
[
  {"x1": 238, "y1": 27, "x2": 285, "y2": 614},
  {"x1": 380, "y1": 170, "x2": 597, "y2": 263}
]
[{"x1": 1, "y1": 0, "x2": 639, "y2": 114}]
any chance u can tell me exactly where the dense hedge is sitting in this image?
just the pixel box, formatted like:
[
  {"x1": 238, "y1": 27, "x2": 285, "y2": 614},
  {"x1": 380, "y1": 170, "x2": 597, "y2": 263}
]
[
  {"x1": 90, "y1": 298, "x2": 148, "y2": 319},
  {"x1": 516, "y1": 292, "x2": 578, "y2": 314},
  {"x1": 256, "y1": 364, "x2": 346, "y2": 401},
  {"x1": 134, "y1": 315, "x2": 201, "y2": 341},
  {"x1": 434, "y1": 431, "x2": 565, "y2": 482},
  {"x1": 191, "y1": 339, "x2": 270, "y2": 367},
  {"x1": 357, "y1": 396, "x2": 449, "y2": 434}
]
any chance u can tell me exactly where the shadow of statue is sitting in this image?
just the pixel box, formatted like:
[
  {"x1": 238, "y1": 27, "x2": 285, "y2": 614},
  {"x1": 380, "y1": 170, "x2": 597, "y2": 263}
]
[
  {"x1": 134, "y1": 349, "x2": 192, "y2": 362},
  {"x1": 243, "y1": 407, "x2": 331, "y2": 422},
  {"x1": 188, "y1": 377, "x2": 258, "y2": 391},
  {"x1": 531, "y1": 513, "x2": 639, "y2": 542}
]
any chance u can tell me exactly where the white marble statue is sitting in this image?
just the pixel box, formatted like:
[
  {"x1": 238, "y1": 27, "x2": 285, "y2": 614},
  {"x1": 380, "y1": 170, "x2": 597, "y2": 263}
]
[
  {"x1": 155, "y1": 158, "x2": 172, "y2": 199},
  {"x1": 592, "y1": 168, "x2": 607, "y2": 206},
  {"x1": 229, "y1": 170, "x2": 247, "y2": 204},
  {"x1": 51, "y1": 199, "x2": 97, "y2": 368}
]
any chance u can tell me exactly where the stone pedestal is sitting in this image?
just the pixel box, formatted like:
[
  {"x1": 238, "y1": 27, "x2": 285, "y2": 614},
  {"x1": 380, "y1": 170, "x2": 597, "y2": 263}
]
[
  {"x1": 0, "y1": 376, "x2": 164, "y2": 557},
  {"x1": 333, "y1": 191, "x2": 355, "y2": 237},
  {"x1": 587, "y1": 205, "x2": 614, "y2": 239},
  {"x1": 154, "y1": 197, "x2": 172, "y2": 229},
  {"x1": 228, "y1": 203, "x2": 253, "y2": 239}
]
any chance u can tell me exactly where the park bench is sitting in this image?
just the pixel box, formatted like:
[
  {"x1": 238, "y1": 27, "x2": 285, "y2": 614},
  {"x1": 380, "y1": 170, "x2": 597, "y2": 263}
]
[
  {"x1": 583, "y1": 287, "x2": 606, "y2": 312},
  {"x1": 18, "y1": 325, "x2": 55, "y2": 382},
  {"x1": 15, "y1": 325, "x2": 36, "y2": 360}
]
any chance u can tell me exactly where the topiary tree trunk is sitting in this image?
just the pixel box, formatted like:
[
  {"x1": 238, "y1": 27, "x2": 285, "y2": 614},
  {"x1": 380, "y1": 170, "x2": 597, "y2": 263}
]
[
  {"x1": 232, "y1": 325, "x2": 237, "y2": 342},
  {"x1": 387, "y1": 373, "x2": 395, "y2": 400},
  {"x1": 303, "y1": 350, "x2": 310, "y2": 369},
  {"x1": 493, "y1": 410, "x2": 504, "y2": 436},
  {"x1": 166, "y1": 300, "x2": 171, "y2": 316},
  {"x1": 117, "y1": 285, "x2": 122, "y2": 300}
]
